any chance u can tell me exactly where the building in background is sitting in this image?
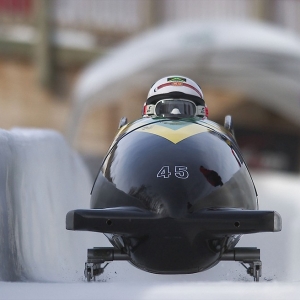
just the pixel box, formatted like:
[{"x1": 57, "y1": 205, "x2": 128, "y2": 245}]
[{"x1": 1, "y1": 0, "x2": 300, "y2": 173}]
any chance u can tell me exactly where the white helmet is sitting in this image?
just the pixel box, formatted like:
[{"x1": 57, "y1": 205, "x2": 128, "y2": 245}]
[{"x1": 143, "y1": 75, "x2": 208, "y2": 118}]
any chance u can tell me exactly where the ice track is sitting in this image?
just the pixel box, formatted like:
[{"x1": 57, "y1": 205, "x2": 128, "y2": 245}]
[{"x1": 1, "y1": 129, "x2": 300, "y2": 299}]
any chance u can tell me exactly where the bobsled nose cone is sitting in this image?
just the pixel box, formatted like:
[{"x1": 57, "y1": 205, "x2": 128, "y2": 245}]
[{"x1": 164, "y1": 201, "x2": 188, "y2": 218}]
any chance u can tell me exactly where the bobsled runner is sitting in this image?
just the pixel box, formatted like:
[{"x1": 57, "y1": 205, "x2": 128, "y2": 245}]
[{"x1": 66, "y1": 115, "x2": 281, "y2": 282}]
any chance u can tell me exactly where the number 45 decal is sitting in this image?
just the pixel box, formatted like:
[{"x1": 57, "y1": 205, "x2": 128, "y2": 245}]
[{"x1": 157, "y1": 166, "x2": 189, "y2": 179}]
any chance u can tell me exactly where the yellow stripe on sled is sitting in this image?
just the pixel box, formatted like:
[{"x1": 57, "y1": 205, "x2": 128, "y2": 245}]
[{"x1": 137, "y1": 123, "x2": 209, "y2": 144}]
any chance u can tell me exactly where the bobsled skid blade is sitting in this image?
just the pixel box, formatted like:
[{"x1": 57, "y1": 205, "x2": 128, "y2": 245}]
[{"x1": 66, "y1": 206, "x2": 281, "y2": 234}]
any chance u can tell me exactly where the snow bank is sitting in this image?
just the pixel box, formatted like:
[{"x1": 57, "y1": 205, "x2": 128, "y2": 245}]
[{"x1": 0, "y1": 128, "x2": 108, "y2": 282}]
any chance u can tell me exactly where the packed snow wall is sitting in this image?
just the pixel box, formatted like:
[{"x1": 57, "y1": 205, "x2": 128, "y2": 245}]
[
  {"x1": 239, "y1": 172, "x2": 300, "y2": 281},
  {"x1": 0, "y1": 128, "x2": 109, "y2": 282}
]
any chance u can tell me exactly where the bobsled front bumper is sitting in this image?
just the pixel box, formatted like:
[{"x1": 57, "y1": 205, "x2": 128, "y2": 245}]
[{"x1": 66, "y1": 207, "x2": 282, "y2": 235}]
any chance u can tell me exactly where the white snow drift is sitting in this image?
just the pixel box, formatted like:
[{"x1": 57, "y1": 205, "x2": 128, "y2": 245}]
[{"x1": 0, "y1": 128, "x2": 108, "y2": 282}]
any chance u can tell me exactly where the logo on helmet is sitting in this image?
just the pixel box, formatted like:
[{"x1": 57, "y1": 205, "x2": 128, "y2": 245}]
[{"x1": 167, "y1": 77, "x2": 186, "y2": 82}]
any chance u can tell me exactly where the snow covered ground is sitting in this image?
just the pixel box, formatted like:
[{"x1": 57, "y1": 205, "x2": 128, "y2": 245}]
[{"x1": 0, "y1": 128, "x2": 300, "y2": 299}]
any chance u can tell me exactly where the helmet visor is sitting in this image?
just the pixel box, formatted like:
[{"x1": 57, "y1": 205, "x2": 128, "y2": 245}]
[{"x1": 155, "y1": 99, "x2": 196, "y2": 118}]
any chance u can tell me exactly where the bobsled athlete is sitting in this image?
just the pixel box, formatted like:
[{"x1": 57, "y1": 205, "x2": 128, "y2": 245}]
[{"x1": 142, "y1": 75, "x2": 208, "y2": 119}]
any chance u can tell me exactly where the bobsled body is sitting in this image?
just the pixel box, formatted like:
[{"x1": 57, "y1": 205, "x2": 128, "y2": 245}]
[
  {"x1": 67, "y1": 117, "x2": 281, "y2": 277},
  {"x1": 92, "y1": 117, "x2": 257, "y2": 213}
]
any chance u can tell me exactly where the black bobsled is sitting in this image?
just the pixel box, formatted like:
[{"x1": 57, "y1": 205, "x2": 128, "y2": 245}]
[{"x1": 66, "y1": 115, "x2": 281, "y2": 281}]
